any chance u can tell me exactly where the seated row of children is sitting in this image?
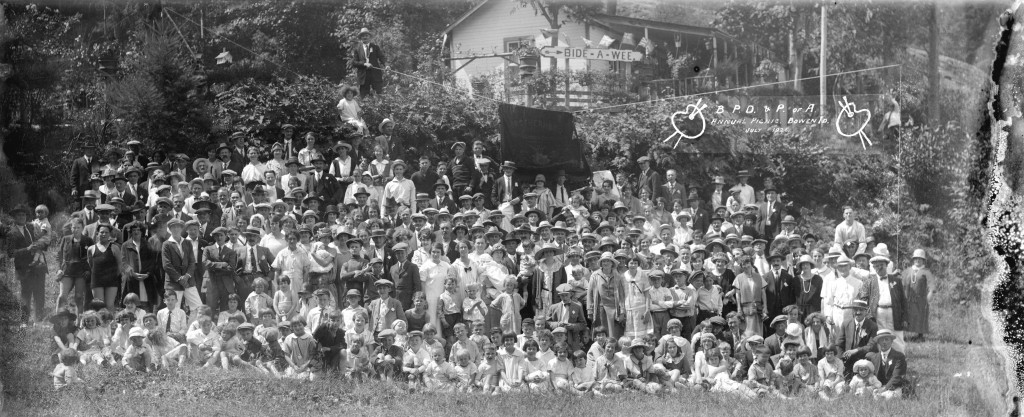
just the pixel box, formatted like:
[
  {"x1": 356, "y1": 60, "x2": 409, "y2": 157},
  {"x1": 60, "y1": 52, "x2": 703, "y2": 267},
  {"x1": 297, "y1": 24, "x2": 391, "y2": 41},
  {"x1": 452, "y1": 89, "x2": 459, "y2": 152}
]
[{"x1": 49, "y1": 290, "x2": 886, "y2": 400}]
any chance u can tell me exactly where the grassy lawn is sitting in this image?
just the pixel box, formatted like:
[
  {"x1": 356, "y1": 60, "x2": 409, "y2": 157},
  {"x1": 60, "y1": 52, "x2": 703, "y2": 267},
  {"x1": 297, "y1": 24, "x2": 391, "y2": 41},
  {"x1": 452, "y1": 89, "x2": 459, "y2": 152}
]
[{"x1": 0, "y1": 262, "x2": 1008, "y2": 416}]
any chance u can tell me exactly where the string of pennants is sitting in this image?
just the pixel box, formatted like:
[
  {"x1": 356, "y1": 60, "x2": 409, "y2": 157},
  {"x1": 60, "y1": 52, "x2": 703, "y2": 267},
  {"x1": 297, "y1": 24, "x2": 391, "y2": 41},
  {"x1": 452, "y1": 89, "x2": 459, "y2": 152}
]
[{"x1": 537, "y1": 28, "x2": 656, "y2": 56}]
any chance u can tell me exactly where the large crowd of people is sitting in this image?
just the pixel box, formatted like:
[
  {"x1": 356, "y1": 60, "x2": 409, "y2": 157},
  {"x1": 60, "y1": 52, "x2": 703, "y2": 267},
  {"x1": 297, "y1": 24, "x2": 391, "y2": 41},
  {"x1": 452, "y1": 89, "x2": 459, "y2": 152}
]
[{"x1": 10, "y1": 27, "x2": 935, "y2": 400}]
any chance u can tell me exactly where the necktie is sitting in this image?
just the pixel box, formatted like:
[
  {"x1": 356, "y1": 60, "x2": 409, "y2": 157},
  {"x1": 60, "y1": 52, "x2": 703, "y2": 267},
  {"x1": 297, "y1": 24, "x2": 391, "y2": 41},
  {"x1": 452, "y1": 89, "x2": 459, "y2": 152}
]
[
  {"x1": 165, "y1": 311, "x2": 172, "y2": 332},
  {"x1": 249, "y1": 246, "x2": 257, "y2": 273},
  {"x1": 766, "y1": 203, "x2": 772, "y2": 226}
]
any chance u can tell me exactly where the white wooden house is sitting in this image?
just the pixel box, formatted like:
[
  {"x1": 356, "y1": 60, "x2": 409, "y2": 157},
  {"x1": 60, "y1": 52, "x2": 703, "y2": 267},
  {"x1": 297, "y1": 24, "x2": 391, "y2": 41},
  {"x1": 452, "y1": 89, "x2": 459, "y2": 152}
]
[{"x1": 442, "y1": 0, "x2": 764, "y2": 109}]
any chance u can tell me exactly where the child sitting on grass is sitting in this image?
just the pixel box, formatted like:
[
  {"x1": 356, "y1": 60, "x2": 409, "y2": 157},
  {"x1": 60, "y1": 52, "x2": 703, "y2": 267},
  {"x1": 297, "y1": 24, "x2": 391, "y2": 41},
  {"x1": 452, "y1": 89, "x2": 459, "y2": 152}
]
[
  {"x1": 76, "y1": 311, "x2": 111, "y2": 366},
  {"x1": 849, "y1": 359, "x2": 883, "y2": 397},
  {"x1": 373, "y1": 329, "x2": 404, "y2": 381},
  {"x1": 548, "y1": 342, "x2": 576, "y2": 394},
  {"x1": 522, "y1": 339, "x2": 549, "y2": 392},
  {"x1": 793, "y1": 347, "x2": 823, "y2": 398},
  {"x1": 593, "y1": 338, "x2": 625, "y2": 396},
  {"x1": 210, "y1": 323, "x2": 243, "y2": 369},
  {"x1": 262, "y1": 327, "x2": 288, "y2": 377},
  {"x1": 313, "y1": 310, "x2": 348, "y2": 374},
  {"x1": 623, "y1": 338, "x2": 661, "y2": 394},
  {"x1": 745, "y1": 346, "x2": 777, "y2": 397},
  {"x1": 217, "y1": 295, "x2": 246, "y2": 327},
  {"x1": 774, "y1": 356, "x2": 802, "y2": 398},
  {"x1": 476, "y1": 342, "x2": 503, "y2": 394},
  {"x1": 652, "y1": 337, "x2": 689, "y2": 392},
  {"x1": 147, "y1": 330, "x2": 187, "y2": 370},
  {"x1": 818, "y1": 345, "x2": 846, "y2": 397},
  {"x1": 121, "y1": 327, "x2": 154, "y2": 372},
  {"x1": 403, "y1": 330, "x2": 432, "y2": 389},
  {"x1": 283, "y1": 317, "x2": 319, "y2": 380},
  {"x1": 187, "y1": 316, "x2": 220, "y2": 365},
  {"x1": 52, "y1": 348, "x2": 83, "y2": 390},
  {"x1": 570, "y1": 350, "x2": 596, "y2": 394},
  {"x1": 452, "y1": 349, "x2": 478, "y2": 392},
  {"x1": 424, "y1": 347, "x2": 456, "y2": 391},
  {"x1": 232, "y1": 323, "x2": 266, "y2": 372}
]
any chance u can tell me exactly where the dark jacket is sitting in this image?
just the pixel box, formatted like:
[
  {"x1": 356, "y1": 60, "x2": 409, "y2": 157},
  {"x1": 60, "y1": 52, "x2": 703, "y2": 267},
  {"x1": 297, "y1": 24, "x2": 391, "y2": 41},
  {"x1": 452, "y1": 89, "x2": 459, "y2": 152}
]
[
  {"x1": 350, "y1": 42, "x2": 386, "y2": 86},
  {"x1": 389, "y1": 260, "x2": 421, "y2": 310}
]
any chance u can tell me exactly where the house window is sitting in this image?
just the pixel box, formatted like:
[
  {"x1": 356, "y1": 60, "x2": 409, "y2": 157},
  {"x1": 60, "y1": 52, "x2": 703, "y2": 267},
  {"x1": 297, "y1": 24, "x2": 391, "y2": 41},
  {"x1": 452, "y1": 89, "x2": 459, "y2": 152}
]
[{"x1": 504, "y1": 36, "x2": 534, "y2": 53}]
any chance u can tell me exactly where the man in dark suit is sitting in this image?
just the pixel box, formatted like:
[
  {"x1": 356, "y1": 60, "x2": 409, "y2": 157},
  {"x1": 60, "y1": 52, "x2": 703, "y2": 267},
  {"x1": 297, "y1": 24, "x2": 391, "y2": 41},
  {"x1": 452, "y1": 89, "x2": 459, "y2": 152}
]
[
  {"x1": 686, "y1": 191, "x2": 711, "y2": 235},
  {"x1": 388, "y1": 243, "x2": 420, "y2": 310},
  {"x1": 74, "y1": 190, "x2": 101, "y2": 226},
  {"x1": 762, "y1": 250, "x2": 798, "y2": 335},
  {"x1": 307, "y1": 156, "x2": 341, "y2": 206},
  {"x1": 350, "y1": 27, "x2": 387, "y2": 96},
  {"x1": 191, "y1": 200, "x2": 218, "y2": 245},
  {"x1": 111, "y1": 173, "x2": 138, "y2": 208},
  {"x1": 203, "y1": 227, "x2": 238, "y2": 316},
  {"x1": 162, "y1": 219, "x2": 201, "y2": 317},
  {"x1": 547, "y1": 283, "x2": 588, "y2": 351},
  {"x1": 636, "y1": 156, "x2": 661, "y2": 198},
  {"x1": 7, "y1": 205, "x2": 48, "y2": 323},
  {"x1": 429, "y1": 180, "x2": 458, "y2": 213},
  {"x1": 70, "y1": 144, "x2": 101, "y2": 208},
  {"x1": 835, "y1": 299, "x2": 879, "y2": 379},
  {"x1": 368, "y1": 279, "x2": 406, "y2": 336},
  {"x1": 229, "y1": 132, "x2": 247, "y2": 174},
  {"x1": 865, "y1": 329, "x2": 909, "y2": 398},
  {"x1": 235, "y1": 226, "x2": 273, "y2": 301},
  {"x1": 658, "y1": 169, "x2": 687, "y2": 205},
  {"x1": 762, "y1": 187, "x2": 783, "y2": 240},
  {"x1": 491, "y1": 161, "x2": 521, "y2": 208},
  {"x1": 448, "y1": 142, "x2": 474, "y2": 200}
]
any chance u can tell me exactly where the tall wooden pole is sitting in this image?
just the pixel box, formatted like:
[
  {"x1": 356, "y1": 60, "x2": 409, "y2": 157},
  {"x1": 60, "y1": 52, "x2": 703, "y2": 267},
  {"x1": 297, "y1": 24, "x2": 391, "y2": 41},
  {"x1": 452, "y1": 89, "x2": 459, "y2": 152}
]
[{"x1": 820, "y1": 3, "x2": 827, "y2": 120}]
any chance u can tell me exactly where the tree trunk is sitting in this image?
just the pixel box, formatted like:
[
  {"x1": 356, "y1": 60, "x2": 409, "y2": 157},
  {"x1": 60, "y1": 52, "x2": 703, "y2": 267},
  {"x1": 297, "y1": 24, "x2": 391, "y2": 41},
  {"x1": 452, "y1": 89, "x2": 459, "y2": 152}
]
[
  {"x1": 788, "y1": 25, "x2": 803, "y2": 92},
  {"x1": 928, "y1": 1, "x2": 940, "y2": 125}
]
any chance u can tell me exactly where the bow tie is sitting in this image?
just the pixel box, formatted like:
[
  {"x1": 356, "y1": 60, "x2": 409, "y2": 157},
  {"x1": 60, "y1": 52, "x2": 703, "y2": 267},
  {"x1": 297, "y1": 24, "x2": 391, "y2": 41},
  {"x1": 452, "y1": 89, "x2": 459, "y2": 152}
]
[{"x1": 879, "y1": 275, "x2": 888, "y2": 280}]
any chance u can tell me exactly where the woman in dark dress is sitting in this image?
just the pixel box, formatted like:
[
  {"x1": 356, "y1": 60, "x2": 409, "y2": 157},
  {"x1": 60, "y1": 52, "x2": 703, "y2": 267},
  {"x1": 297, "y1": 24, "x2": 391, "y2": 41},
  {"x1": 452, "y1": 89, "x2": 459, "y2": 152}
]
[
  {"x1": 794, "y1": 254, "x2": 823, "y2": 319},
  {"x1": 56, "y1": 218, "x2": 94, "y2": 313},
  {"x1": 88, "y1": 224, "x2": 124, "y2": 310},
  {"x1": 121, "y1": 222, "x2": 158, "y2": 310},
  {"x1": 901, "y1": 249, "x2": 933, "y2": 342}
]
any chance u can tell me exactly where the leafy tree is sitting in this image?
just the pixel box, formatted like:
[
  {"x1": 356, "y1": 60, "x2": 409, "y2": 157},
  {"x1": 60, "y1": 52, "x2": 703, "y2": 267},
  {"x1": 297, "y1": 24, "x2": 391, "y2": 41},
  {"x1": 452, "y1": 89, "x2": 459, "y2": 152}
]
[
  {"x1": 101, "y1": 21, "x2": 212, "y2": 155},
  {"x1": 201, "y1": 0, "x2": 348, "y2": 81}
]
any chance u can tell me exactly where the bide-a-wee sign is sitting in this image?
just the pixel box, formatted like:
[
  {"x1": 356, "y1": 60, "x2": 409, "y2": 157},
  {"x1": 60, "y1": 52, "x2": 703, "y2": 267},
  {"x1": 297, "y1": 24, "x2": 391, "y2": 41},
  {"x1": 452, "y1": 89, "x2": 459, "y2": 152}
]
[{"x1": 539, "y1": 47, "x2": 643, "y2": 62}]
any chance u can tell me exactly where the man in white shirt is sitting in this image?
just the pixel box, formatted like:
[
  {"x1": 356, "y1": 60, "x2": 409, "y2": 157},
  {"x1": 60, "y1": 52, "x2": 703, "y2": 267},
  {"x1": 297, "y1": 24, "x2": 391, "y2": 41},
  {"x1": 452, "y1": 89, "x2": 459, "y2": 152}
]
[
  {"x1": 735, "y1": 170, "x2": 755, "y2": 206},
  {"x1": 823, "y1": 254, "x2": 864, "y2": 332},
  {"x1": 834, "y1": 206, "x2": 867, "y2": 254},
  {"x1": 381, "y1": 160, "x2": 416, "y2": 214}
]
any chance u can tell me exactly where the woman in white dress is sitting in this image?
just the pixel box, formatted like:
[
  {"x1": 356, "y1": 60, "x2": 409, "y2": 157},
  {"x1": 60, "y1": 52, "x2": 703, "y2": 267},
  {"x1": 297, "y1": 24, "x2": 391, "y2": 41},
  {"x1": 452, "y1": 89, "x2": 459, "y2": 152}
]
[{"x1": 418, "y1": 242, "x2": 450, "y2": 331}]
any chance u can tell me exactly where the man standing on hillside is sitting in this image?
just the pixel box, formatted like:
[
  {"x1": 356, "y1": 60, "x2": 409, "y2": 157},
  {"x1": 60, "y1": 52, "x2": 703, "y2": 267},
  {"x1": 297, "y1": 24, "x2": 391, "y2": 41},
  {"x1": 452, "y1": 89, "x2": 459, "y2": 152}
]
[
  {"x1": 71, "y1": 144, "x2": 101, "y2": 209},
  {"x1": 350, "y1": 27, "x2": 386, "y2": 96}
]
